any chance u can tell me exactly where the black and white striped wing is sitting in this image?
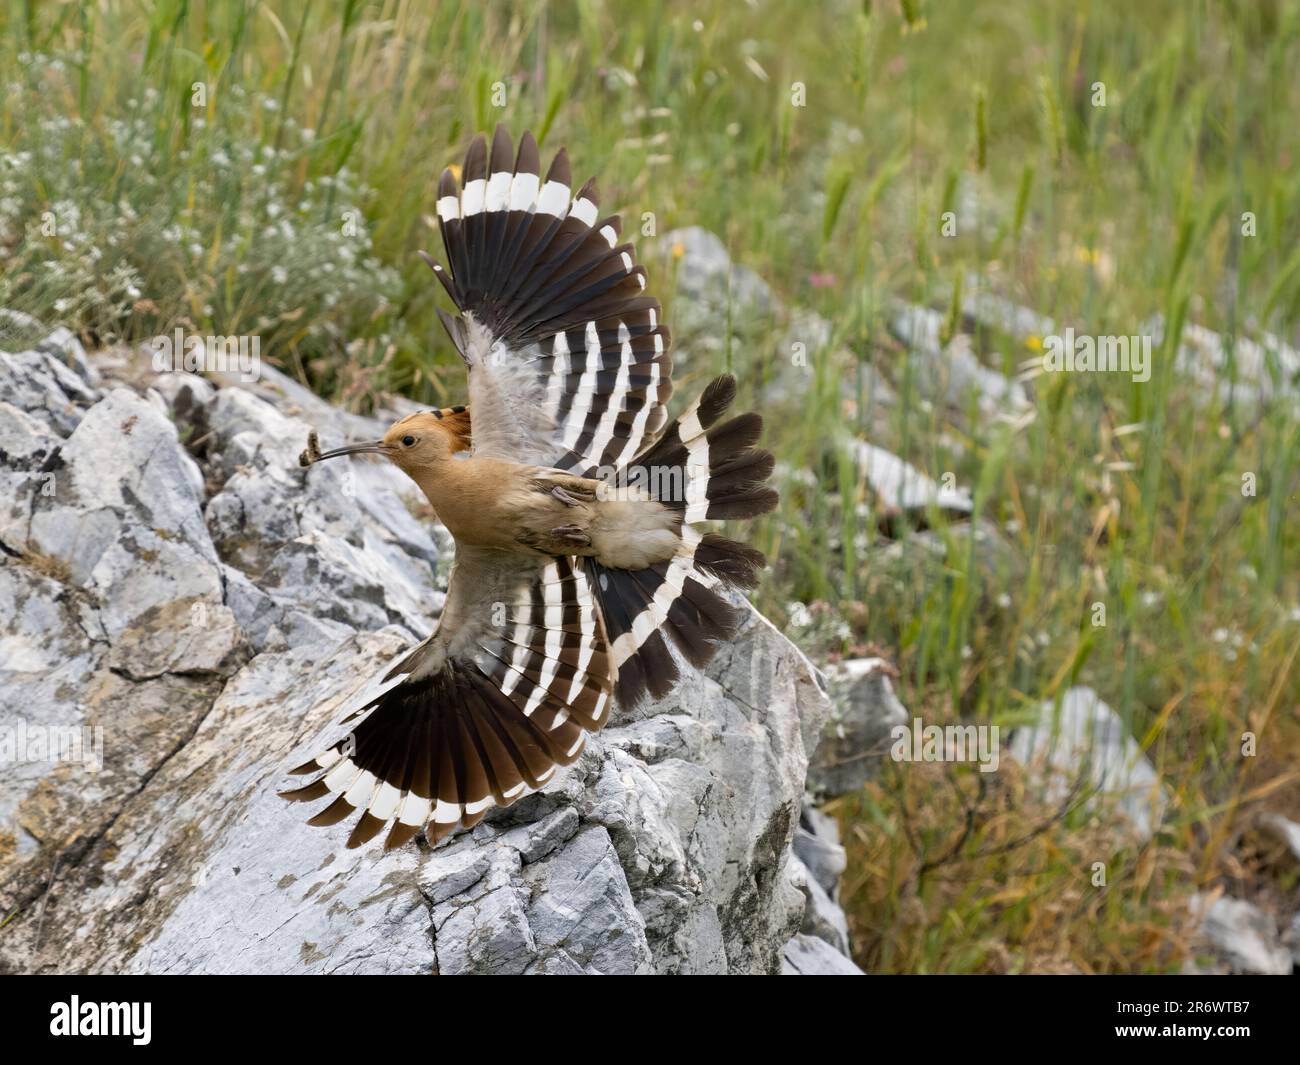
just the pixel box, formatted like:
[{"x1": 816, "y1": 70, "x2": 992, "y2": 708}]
[
  {"x1": 280, "y1": 549, "x2": 612, "y2": 851},
  {"x1": 428, "y1": 126, "x2": 674, "y2": 475}
]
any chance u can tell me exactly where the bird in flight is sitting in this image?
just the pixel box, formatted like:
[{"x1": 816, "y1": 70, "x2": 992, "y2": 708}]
[{"x1": 281, "y1": 126, "x2": 778, "y2": 851}]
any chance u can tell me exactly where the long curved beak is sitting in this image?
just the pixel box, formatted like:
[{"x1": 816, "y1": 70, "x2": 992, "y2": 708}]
[{"x1": 313, "y1": 440, "x2": 391, "y2": 461}]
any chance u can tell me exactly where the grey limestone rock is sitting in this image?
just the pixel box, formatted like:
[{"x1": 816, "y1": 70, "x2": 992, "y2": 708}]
[{"x1": 0, "y1": 328, "x2": 842, "y2": 975}]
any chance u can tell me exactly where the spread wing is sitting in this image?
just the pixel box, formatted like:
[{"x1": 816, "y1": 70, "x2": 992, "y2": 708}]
[
  {"x1": 425, "y1": 126, "x2": 674, "y2": 475},
  {"x1": 280, "y1": 547, "x2": 612, "y2": 850}
]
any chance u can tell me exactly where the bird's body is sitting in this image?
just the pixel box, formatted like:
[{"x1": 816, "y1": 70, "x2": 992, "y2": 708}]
[
  {"x1": 282, "y1": 126, "x2": 778, "y2": 852},
  {"x1": 400, "y1": 443, "x2": 683, "y2": 566}
]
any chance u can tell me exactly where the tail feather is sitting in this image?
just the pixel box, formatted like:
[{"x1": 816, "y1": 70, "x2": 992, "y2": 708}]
[
  {"x1": 694, "y1": 532, "x2": 767, "y2": 588},
  {"x1": 633, "y1": 379, "x2": 777, "y2": 521},
  {"x1": 584, "y1": 372, "x2": 777, "y2": 707}
]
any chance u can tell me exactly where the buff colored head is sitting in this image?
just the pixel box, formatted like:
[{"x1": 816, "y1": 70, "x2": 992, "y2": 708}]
[{"x1": 301, "y1": 406, "x2": 471, "y2": 475}]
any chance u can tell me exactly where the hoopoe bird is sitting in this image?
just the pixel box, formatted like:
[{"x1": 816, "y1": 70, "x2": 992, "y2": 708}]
[{"x1": 281, "y1": 126, "x2": 778, "y2": 851}]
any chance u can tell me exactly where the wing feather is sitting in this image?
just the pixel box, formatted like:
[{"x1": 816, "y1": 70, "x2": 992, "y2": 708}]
[
  {"x1": 425, "y1": 125, "x2": 673, "y2": 473},
  {"x1": 279, "y1": 548, "x2": 612, "y2": 851}
]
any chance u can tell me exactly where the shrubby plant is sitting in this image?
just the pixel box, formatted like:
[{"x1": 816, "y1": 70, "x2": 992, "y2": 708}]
[{"x1": 1, "y1": 66, "x2": 400, "y2": 394}]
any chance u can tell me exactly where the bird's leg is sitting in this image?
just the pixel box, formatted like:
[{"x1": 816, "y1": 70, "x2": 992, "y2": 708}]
[
  {"x1": 531, "y1": 471, "x2": 600, "y2": 506},
  {"x1": 551, "y1": 484, "x2": 585, "y2": 507},
  {"x1": 549, "y1": 524, "x2": 592, "y2": 547}
]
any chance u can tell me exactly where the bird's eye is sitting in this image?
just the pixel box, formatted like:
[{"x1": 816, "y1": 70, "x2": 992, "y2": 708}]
[{"x1": 401, "y1": 435, "x2": 416, "y2": 447}]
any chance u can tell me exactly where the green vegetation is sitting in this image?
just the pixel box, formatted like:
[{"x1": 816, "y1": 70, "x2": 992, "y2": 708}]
[{"x1": 2, "y1": 0, "x2": 1297, "y2": 973}]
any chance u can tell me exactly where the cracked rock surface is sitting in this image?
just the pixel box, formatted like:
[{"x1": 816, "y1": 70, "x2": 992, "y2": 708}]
[{"x1": 0, "y1": 329, "x2": 848, "y2": 975}]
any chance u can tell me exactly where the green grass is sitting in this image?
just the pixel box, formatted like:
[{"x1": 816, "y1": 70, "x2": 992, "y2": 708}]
[{"x1": 2, "y1": 0, "x2": 1298, "y2": 973}]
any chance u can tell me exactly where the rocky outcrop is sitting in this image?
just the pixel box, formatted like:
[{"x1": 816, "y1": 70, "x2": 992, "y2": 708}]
[{"x1": 0, "y1": 328, "x2": 840, "y2": 975}]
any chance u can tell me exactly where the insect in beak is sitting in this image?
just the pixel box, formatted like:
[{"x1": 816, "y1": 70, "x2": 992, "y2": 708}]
[{"x1": 300, "y1": 431, "x2": 392, "y2": 467}]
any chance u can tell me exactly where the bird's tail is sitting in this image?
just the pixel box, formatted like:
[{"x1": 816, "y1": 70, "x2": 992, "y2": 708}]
[{"x1": 583, "y1": 374, "x2": 778, "y2": 706}]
